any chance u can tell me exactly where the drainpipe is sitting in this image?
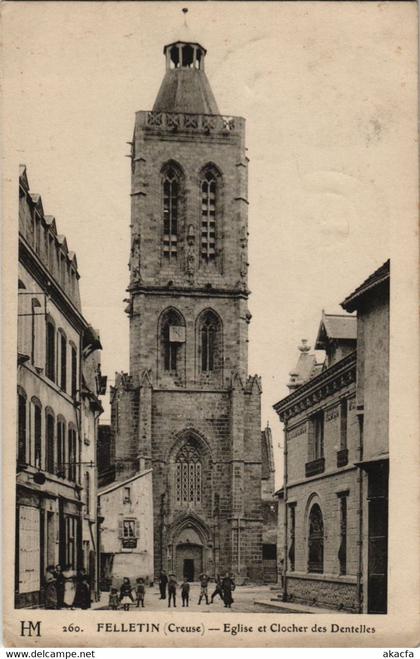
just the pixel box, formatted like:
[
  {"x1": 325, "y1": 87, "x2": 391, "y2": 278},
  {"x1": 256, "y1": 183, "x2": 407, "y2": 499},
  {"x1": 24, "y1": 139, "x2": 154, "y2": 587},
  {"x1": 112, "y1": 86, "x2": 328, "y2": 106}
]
[
  {"x1": 282, "y1": 418, "x2": 288, "y2": 602},
  {"x1": 237, "y1": 515, "x2": 241, "y2": 578},
  {"x1": 97, "y1": 499, "x2": 104, "y2": 601},
  {"x1": 356, "y1": 406, "x2": 364, "y2": 613}
]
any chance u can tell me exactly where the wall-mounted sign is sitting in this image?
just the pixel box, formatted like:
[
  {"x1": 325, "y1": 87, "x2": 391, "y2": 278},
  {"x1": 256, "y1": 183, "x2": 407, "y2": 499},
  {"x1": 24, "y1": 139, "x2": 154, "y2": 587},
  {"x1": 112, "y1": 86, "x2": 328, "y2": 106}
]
[{"x1": 169, "y1": 325, "x2": 185, "y2": 343}]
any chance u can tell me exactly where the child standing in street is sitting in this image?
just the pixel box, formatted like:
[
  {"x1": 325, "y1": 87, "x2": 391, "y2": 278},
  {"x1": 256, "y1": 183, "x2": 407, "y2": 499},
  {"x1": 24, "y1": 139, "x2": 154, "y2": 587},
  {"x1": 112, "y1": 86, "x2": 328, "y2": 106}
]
[
  {"x1": 198, "y1": 573, "x2": 210, "y2": 605},
  {"x1": 109, "y1": 587, "x2": 119, "y2": 610},
  {"x1": 136, "y1": 577, "x2": 145, "y2": 607},
  {"x1": 181, "y1": 578, "x2": 190, "y2": 607},
  {"x1": 119, "y1": 577, "x2": 134, "y2": 611}
]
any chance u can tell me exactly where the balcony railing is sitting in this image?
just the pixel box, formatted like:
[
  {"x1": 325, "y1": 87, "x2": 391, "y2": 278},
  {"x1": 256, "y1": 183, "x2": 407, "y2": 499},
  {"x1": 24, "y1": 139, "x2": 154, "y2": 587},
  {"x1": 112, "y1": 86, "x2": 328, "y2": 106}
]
[
  {"x1": 141, "y1": 111, "x2": 243, "y2": 135},
  {"x1": 305, "y1": 457, "x2": 325, "y2": 477},
  {"x1": 337, "y1": 448, "x2": 349, "y2": 468}
]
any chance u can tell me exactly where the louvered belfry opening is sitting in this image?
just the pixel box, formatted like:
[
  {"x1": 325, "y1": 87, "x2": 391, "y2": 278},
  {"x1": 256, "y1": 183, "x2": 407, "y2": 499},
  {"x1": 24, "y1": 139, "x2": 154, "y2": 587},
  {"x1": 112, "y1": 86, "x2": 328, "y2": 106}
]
[
  {"x1": 201, "y1": 171, "x2": 216, "y2": 262},
  {"x1": 162, "y1": 166, "x2": 180, "y2": 261}
]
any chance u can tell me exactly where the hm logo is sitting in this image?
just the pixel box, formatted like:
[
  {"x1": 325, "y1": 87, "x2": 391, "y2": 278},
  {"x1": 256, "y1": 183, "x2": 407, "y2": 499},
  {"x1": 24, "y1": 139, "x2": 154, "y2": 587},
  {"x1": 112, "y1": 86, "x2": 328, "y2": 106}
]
[{"x1": 20, "y1": 620, "x2": 41, "y2": 637}]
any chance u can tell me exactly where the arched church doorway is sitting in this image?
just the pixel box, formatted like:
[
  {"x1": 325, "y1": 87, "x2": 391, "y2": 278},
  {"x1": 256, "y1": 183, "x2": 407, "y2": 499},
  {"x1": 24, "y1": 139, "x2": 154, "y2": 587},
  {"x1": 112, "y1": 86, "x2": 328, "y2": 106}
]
[
  {"x1": 176, "y1": 543, "x2": 203, "y2": 581},
  {"x1": 172, "y1": 526, "x2": 205, "y2": 581}
]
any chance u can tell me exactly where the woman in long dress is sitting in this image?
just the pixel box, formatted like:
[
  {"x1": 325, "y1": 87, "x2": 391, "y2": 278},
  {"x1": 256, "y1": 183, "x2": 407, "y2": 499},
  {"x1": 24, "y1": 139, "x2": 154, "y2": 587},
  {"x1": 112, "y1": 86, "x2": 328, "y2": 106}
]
[
  {"x1": 55, "y1": 564, "x2": 65, "y2": 609},
  {"x1": 44, "y1": 566, "x2": 58, "y2": 609},
  {"x1": 74, "y1": 569, "x2": 91, "y2": 609},
  {"x1": 62, "y1": 565, "x2": 77, "y2": 608}
]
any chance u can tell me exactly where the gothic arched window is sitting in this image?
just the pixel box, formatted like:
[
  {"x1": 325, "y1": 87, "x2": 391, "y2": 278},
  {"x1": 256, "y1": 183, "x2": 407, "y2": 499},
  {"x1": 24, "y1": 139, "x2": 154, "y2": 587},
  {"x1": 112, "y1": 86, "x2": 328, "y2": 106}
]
[
  {"x1": 175, "y1": 443, "x2": 202, "y2": 506},
  {"x1": 201, "y1": 311, "x2": 220, "y2": 372},
  {"x1": 160, "y1": 308, "x2": 185, "y2": 374},
  {"x1": 162, "y1": 164, "x2": 182, "y2": 261},
  {"x1": 308, "y1": 503, "x2": 324, "y2": 574},
  {"x1": 197, "y1": 309, "x2": 222, "y2": 374},
  {"x1": 200, "y1": 169, "x2": 218, "y2": 262}
]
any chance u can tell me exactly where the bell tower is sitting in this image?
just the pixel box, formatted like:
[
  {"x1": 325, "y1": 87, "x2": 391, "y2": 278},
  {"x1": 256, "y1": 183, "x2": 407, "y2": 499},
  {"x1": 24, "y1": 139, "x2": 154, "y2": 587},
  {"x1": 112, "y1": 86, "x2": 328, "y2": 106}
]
[{"x1": 116, "y1": 29, "x2": 264, "y2": 581}]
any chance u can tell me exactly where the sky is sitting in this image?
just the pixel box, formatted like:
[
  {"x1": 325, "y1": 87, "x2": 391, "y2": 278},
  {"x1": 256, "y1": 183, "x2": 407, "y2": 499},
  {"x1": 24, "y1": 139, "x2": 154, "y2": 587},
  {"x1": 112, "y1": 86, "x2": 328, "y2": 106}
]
[{"x1": 3, "y1": 1, "x2": 417, "y2": 486}]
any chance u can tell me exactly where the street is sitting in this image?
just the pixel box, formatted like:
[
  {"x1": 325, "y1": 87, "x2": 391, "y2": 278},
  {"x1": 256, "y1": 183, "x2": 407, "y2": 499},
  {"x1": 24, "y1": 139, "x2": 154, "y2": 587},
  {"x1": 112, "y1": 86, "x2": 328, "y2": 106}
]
[{"x1": 93, "y1": 583, "x2": 280, "y2": 613}]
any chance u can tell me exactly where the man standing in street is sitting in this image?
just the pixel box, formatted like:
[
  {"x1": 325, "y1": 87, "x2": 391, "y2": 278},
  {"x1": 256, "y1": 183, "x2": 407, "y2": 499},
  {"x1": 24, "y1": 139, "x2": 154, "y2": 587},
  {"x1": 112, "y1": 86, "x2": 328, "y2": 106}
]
[
  {"x1": 159, "y1": 570, "x2": 168, "y2": 600},
  {"x1": 168, "y1": 574, "x2": 177, "y2": 608}
]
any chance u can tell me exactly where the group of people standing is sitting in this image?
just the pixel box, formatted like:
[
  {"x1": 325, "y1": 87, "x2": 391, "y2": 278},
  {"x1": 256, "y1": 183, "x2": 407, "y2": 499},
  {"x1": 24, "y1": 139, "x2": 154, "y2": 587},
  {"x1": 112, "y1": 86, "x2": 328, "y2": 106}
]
[
  {"x1": 108, "y1": 577, "x2": 146, "y2": 611},
  {"x1": 158, "y1": 571, "x2": 236, "y2": 608},
  {"x1": 44, "y1": 565, "x2": 91, "y2": 609}
]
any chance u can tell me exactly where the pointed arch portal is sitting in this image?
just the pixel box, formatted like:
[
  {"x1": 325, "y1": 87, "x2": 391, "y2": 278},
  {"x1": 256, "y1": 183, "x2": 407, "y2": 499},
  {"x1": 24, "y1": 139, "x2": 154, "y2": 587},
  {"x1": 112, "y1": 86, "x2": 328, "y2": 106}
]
[{"x1": 168, "y1": 514, "x2": 211, "y2": 582}]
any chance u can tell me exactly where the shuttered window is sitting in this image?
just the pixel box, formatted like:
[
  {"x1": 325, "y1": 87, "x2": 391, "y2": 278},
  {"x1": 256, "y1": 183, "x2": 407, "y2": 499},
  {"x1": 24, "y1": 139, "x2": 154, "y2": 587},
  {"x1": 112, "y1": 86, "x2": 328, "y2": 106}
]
[
  {"x1": 68, "y1": 427, "x2": 77, "y2": 482},
  {"x1": 59, "y1": 331, "x2": 67, "y2": 392},
  {"x1": 18, "y1": 506, "x2": 40, "y2": 594},
  {"x1": 17, "y1": 390, "x2": 27, "y2": 466},
  {"x1": 71, "y1": 345, "x2": 77, "y2": 398},
  {"x1": 45, "y1": 319, "x2": 56, "y2": 382},
  {"x1": 57, "y1": 418, "x2": 66, "y2": 477},
  {"x1": 46, "y1": 412, "x2": 55, "y2": 474},
  {"x1": 33, "y1": 399, "x2": 42, "y2": 469}
]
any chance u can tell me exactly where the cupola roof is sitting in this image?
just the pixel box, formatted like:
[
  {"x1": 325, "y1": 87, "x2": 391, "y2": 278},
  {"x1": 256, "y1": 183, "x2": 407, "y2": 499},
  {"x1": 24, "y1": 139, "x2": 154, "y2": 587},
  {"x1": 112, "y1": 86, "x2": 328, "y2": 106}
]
[{"x1": 153, "y1": 14, "x2": 219, "y2": 114}]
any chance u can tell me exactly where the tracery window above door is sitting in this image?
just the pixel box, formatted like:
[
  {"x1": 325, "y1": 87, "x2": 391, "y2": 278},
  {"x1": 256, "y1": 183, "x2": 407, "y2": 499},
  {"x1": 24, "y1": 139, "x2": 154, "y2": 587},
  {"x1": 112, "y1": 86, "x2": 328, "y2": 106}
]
[{"x1": 175, "y1": 443, "x2": 202, "y2": 506}]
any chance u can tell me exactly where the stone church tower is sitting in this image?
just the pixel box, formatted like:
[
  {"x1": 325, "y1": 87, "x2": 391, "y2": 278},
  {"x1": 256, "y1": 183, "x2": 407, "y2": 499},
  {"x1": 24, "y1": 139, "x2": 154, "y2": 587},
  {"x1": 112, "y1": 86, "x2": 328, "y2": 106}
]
[{"x1": 110, "y1": 34, "x2": 266, "y2": 581}]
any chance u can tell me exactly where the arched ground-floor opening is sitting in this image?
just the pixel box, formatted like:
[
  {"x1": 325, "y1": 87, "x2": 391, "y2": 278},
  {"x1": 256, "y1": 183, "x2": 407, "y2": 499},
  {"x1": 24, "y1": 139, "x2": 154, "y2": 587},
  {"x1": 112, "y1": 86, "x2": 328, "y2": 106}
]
[
  {"x1": 167, "y1": 515, "x2": 213, "y2": 580},
  {"x1": 175, "y1": 543, "x2": 203, "y2": 581}
]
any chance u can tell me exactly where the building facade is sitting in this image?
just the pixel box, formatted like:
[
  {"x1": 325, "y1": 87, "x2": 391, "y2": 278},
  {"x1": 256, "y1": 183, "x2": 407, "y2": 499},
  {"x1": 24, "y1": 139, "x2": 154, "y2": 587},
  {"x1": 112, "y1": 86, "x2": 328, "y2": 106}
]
[
  {"x1": 274, "y1": 264, "x2": 390, "y2": 613},
  {"x1": 106, "y1": 34, "x2": 273, "y2": 583},
  {"x1": 98, "y1": 469, "x2": 154, "y2": 589},
  {"x1": 16, "y1": 166, "x2": 104, "y2": 607},
  {"x1": 341, "y1": 260, "x2": 389, "y2": 614},
  {"x1": 260, "y1": 426, "x2": 278, "y2": 583},
  {"x1": 274, "y1": 315, "x2": 360, "y2": 612}
]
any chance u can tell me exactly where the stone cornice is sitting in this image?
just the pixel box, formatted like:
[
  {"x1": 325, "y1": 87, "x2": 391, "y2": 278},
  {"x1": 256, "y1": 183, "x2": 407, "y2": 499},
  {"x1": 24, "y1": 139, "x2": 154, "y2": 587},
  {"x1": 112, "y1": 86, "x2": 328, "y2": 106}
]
[
  {"x1": 127, "y1": 284, "x2": 249, "y2": 299},
  {"x1": 273, "y1": 351, "x2": 356, "y2": 422}
]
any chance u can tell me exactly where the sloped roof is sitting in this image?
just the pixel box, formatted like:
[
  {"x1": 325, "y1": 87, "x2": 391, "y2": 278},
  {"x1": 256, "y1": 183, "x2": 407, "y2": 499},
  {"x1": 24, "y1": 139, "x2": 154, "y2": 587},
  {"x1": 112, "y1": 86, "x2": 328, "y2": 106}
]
[
  {"x1": 153, "y1": 68, "x2": 220, "y2": 114},
  {"x1": 341, "y1": 260, "x2": 390, "y2": 312},
  {"x1": 98, "y1": 469, "x2": 153, "y2": 496},
  {"x1": 56, "y1": 234, "x2": 69, "y2": 253},
  {"x1": 44, "y1": 215, "x2": 57, "y2": 234},
  {"x1": 288, "y1": 340, "x2": 324, "y2": 389},
  {"x1": 261, "y1": 426, "x2": 275, "y2": 477},
  {"x1": 29, "y1": 192, "x2": 44, "y2": 216},
  {"x1": 315, "y1": 313, "x2": 357, "y2": 349}
]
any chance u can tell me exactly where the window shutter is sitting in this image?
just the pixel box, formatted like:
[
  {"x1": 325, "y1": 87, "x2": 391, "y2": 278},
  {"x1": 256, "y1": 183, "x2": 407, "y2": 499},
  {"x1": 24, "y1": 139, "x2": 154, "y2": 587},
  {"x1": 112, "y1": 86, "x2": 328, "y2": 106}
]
[
  {"x1": 17, "y1": 294, "x2": 28, "y2": 356},
  {"x1": 33, "y1": 301, "x2": 44, "y2": 369},
  {"x1": 118, "y1": 520, "x2": 124, "y2": 538},
  {"x1": 135, "y1": 520, "x2": 140, "y2": 539}
]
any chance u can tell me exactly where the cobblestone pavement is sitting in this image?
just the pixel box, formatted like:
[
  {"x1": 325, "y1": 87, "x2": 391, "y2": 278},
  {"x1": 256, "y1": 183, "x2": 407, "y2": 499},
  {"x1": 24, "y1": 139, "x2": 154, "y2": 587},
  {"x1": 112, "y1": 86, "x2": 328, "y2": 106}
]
[{"x1": 93, "y1": 584, "x2": 283, "y2": 613}]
